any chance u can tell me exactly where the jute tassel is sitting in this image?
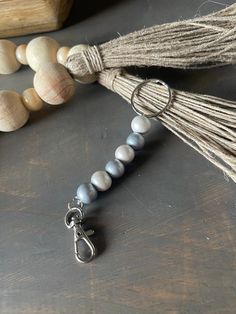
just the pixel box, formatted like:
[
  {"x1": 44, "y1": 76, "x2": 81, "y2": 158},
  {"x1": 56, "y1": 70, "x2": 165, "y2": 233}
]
[
  {"x1": 98, "y1": 69, "x2": 236, "y2": 183},
  {"x1": 67, "y1": 4, "x2": 236, "y2": 78}
]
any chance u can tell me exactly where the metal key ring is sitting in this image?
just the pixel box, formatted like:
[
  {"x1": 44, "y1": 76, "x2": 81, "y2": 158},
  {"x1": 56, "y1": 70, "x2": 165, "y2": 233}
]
[{"x1": 130, "y1": 79, "x2": 173, "y2": 118}]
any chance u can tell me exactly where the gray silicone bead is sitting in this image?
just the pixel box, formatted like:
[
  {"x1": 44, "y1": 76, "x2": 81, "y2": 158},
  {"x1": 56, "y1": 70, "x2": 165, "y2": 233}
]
[
  {"x1": 126, "y1": 132, "x2": 145, "y2": 150},
  {"x1": 131, "y1": 115, "x2": 151, "y2": 134},
  {"x1": 115, "y1": 144, "x2": 135, "y2": 164},
  {"x1": 105, "y1": 159, "x2": 125, "y2": 178},
  {"x1": 91, "y1": 171, "x2": 112, "y2": 192},
  {"x1": 76, "y1": 183, "x2": 98, "y2": 204}
]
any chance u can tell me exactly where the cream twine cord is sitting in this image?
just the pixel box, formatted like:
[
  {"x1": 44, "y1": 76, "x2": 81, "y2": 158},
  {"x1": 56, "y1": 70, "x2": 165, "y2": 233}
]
[
  {"x1": 67, "y1": 4, "x2": 236, "y2": 77},
  {"x1": 98, "y1": 69, "x2": 236, "y2": 183}
]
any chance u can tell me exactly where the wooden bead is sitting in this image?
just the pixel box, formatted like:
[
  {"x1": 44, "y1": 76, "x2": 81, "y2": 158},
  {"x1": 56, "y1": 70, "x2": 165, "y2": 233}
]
[
  {"x1": 0, "y1": 40, "x2": 21, "y2": 74},
  {"x1": 26, "y1": 36, "x2": 60, "y2": 71},
  {"x1": 22, "y1": 88, "x2": 43, "y2": 111},
  {"x1": 68, "y1": 44, "x2": 90, "y2": 57},
  {"x1": 0, "y1": 90, "x2": 29, "y2": 132},
  {"x1": 33, "y1": 62, "x2": 75, "y2": 105},
  {"x1": 57, "y1": 46, "x2": 70, "y2": 66},
  {"x1": 16, "y1": 44, "x2": 28, "y2": 65},
  {"x1": 68, "y1": 44, "x2": 97, "y2": 84}
]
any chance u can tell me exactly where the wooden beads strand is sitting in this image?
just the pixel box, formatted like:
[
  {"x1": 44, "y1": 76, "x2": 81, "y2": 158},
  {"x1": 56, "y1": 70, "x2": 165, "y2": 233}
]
[{"x1": 0, "y1": 36, "x2": 97, "y2": 132}]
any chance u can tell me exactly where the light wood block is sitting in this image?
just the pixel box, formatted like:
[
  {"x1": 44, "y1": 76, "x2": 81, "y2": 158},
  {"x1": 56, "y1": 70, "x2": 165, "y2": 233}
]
[{"x1": 0, "y1": 0, "x2": 73, "y2": 38}]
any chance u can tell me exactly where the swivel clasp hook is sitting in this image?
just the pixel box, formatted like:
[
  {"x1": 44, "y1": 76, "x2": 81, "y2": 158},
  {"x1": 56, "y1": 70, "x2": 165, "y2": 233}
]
[{"x1": 65, "y1": 202, "x2": 96, "y2": 263}]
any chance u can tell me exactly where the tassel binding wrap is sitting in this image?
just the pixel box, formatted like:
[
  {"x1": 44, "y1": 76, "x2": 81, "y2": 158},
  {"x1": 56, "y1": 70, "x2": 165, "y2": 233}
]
[
  {"x1": 67, "y1": 4, "x2": 236, "y2": 78},
  {"x1": 98, "y1": 69, "x2": 236, "y2": 183}
]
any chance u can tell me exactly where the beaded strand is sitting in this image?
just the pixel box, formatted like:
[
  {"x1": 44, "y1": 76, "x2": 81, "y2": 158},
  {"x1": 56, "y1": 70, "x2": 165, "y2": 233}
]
[
  {"x1": 76, "y1": 116, "x2": 151, "y2": 204},
  {"x1": 0, "y1": 36, "x2": 96, "y2": 132}
]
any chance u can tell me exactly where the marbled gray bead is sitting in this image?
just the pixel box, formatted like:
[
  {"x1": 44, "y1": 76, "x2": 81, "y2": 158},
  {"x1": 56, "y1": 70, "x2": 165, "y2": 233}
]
[
  {"x1": 131, "y1": 115, "x2": 151, "y2": 134},
  {"x1": 91, "y1": 171, "x2": 112, "y2": 192},
  {"x1": 105, "y1": 159, "x2": 125, "y2": 178},
  {"x1": 115, "y1": 144, "x2": 135, "y2": 164},
  {"x1": 76, "y1": 183, "x2": 98, "y2": 204},
  {"x1": 126, "y1": 132, "x2": 145, "y2": 150}
]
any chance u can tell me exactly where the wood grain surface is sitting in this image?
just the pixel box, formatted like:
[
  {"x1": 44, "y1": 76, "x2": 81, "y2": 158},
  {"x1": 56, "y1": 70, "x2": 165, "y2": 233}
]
[
  {"x1": 0, "y1": 0, "x2": 236, "y2": 313},
  {"x1": 0, "y1": 0, "x2": 73, "y2": 38}
]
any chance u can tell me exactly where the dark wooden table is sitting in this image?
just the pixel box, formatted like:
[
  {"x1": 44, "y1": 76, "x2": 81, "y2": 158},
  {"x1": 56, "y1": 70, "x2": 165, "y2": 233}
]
[{"x1": 1, "y1": 1, "x2": 236, "y2": 313}]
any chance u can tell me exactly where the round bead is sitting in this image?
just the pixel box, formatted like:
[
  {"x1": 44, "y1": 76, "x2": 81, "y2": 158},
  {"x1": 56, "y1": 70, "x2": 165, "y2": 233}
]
[
  {"x1": 16, "y1": 44, "x2": 28, "y2": 65},
  {"x1": 22, "y1": 88, "x2": 43, "y2": 111},
  {"x1": 131, "y1": 115, "x2": 151, "y2": 134},
  {"x1": 115, "y1": 145, "x2": 135, "y2": 164},
  {"x1": 77, "y1": 183, "x2": 98, "y2": 204},
  {"x1": 126, "y1": 132, "x2": 145, "y2": 150},
  {"x1": 68, "y1": 44, "x2": 97, "y2": 84},
  {"x1": 0, "y1": 90, "x2": 29, "y2": 132},
  {"x1": 68, "y1": 44, "x2": 91, "y2": 57},
  {"x1": 33, "y1": 62, "x2": 75, "y2": 105},
  {"x1": 91, "y1": 171, "x2": 112, "y2": 192},
  {"x1": 0, "y1": 40, "x2": 21, "y2": 74},
  {"x1": 26, "y1": 36, "x2": 59, "y2": 71},
  {"x1": 105, "y1": 159, "x2": 125, "y2": 178},
  {"x1": 57, "y1": 46, "x2": 70, "y2": 66}
]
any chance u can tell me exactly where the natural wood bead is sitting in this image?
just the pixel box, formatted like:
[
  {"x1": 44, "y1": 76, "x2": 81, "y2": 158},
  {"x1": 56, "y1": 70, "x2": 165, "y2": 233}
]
[
  {"x1": 33, "y1": 62, "x2": 75, "y2": 105},
  {"x1": 0, "y1": 90, "x2": 29, "y2": 132},
  {"x1": 68, "y1": 44, "x2": 90, "y2": 57},
  {"x1": 0, "y1": 40, "x2": 21, "y2": 74},
  {"x1": 26, "y1": 36, "x2": 60, "y2": 71},
  {"x1": 22, "y1": 88, "x2": 43, "y2": 111},
  {"x1": 16, "y1": 44, "x2": 28, "y2": 65},
  {"x1": 68, "y1": 44, "x2": 97, "y2": 84},
  {"x1": 57, "y1": 46, "x2": 70, "y2": 66}
]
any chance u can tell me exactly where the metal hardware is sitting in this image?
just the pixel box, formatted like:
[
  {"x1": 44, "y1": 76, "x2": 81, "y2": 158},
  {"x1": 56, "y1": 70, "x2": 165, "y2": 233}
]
[
  {"x1": 130, "y1": 79, "x2": 173, "y2": 118},
  {"x1": 65, "y1": 201, "x2": 96, "y2": 263}
]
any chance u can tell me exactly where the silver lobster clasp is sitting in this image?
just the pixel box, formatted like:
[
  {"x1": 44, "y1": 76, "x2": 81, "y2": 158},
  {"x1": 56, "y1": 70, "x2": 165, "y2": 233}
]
[{"x1": 65, "y1": 202, "x2": 96, "y2": 263}]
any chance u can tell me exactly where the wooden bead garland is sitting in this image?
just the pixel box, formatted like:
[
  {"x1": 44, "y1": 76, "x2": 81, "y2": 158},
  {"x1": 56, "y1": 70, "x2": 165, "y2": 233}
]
[{"x1": 0, "y1": 36, "x2": 95, "y2": 132}]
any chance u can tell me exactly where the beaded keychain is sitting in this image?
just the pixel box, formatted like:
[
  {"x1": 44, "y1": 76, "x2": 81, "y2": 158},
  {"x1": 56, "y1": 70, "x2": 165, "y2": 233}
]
[{"x1": 65, "y1": 80, "x2": 172, "y2": 263}]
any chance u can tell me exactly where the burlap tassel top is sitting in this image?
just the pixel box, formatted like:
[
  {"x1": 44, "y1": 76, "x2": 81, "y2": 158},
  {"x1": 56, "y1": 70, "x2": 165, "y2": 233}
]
[{"x1": 66, "y1": 4, "x2": 236, "y2": 78}]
